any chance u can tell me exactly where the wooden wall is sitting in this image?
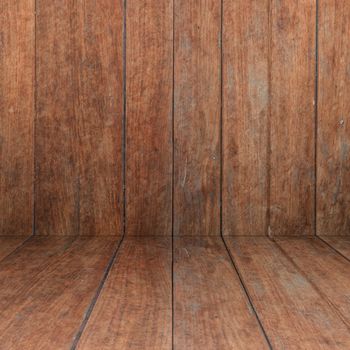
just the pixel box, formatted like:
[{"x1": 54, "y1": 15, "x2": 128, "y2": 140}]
[{"x1": 0, "y1": 0, "x2": 349, "y2": 237}]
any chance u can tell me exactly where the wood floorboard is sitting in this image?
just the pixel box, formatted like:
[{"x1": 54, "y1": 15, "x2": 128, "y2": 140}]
[
  {"x1": 225, "y1": 237, "x2": 350, "y2": 349},
  {"x1": 0, "y1": 236, "x2": 118, "y2": 349},
  {"x1": 320, "y1": 236, "x2": 350, "y2": 261},
  {"x1": 275, "y1": 237, "x2": 350, "y2": 327},
  {"x1": 76, "y1": 237, "x2": 172, "y2": 350},
  {"x1": 174, "y1": 236, "x2": 269, "y2": 349},
  {"x1": 0, "y1": 236, "x2": 28, "y2": 261}
]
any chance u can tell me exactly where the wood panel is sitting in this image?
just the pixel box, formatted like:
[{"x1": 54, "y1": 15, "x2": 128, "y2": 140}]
[
  {"x1": 36, "y1": 0, "x2": 123, "y2": 235},
  {"x1": 0, "y1": 0, "x2": 34, "y2": 235},
  {"x1": 126, "y1": 0, "x2": 173, "y2": 236},
  {"x1": 0, "y1": 236, "x2": 118, "y2": 349},
  {"x1": 269, "y1": 0, "x2": 316, "y2": 236},
  {"x1": 222, "y1": 0, "x2": 269, "y2": 236},
  {"x1": 226, "y1": 237, "x2": 350, "y2": 348},
  {"x1": 0, "y1": 237, "x2": 27, "y2": 262},
  {"x1": 317, "y1": 0, "x2": 350, "y2": 236},
  {"x1": 174, "y1": 237, "x2": 269, "y2": 349},
  {"x1": 276, "y1": 237, "x2": 350, "y2": 325},
  {"x1": 321, "y1": 236, "x2": 350, "y2": 260},
  {"x1": 174, "y1": 0, "x2": 221, "y2": 236},
  {"x1": 76, "y1": 237, "x2": 172, "y2": 350}
]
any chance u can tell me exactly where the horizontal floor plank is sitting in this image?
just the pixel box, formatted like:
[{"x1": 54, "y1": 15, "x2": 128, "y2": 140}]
[
  {"x1": 320, "y1": 236, "x2": 350, "y2": 260},
  {"x1": 0, "y1": 236, "x2": 28, "y2": 261},
  {"x1": 225, "y1": 237, "x2": 350, "y2": 349}
]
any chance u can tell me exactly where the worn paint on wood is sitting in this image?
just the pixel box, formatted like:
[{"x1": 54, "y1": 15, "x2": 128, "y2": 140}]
[
  {"x1": 317, "y1": 0, "x2": 350, "y2": 236},
  {"x1": 0, "y1": 0, "x2": 34, "y2": 235},
  {"x1": 222, "y1": 0, "x2": 269, "y2": 236},
  {"x1": 76, "y1": 237, "x2": 172, "y2": 350},
  {"x1": 36, "y1": 0, "x2": 123, "y2": 235},
  {"x1": 126, "y1": 0, "x2": 173, "y2": 236},
  {"x1": 269, "y1": 0, "x2": 316, "y2": 236}
]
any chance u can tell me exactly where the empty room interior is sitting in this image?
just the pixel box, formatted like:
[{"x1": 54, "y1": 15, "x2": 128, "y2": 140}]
[{"x1": 1, "y1": 0, "x2": 350, "y2": 349}]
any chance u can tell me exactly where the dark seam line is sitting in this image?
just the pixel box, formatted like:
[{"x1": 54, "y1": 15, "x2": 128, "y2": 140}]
[
  {"x1": 317, "y1": 236, "x2": 350, "y2": 264},
  {"x1": 70, "y1": 236, "x2": 125, "y2": 349},
  {"x1": 33, "y1": 0, "x2": 37, "y2": 236},
  {"x1": 0, "y1": 236, "x2": 34, "y2": 264},
  {"x1": 221, "y1": 236, "x2": 274, "y2": 350}
]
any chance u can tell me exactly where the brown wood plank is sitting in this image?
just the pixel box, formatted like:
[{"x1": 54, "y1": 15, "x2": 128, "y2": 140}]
[
  {"x1": 36, "y1": 0, "x2": 123, "y2": 235},
  {"x1": 0, "y1": 236, "x2": 118, "y2": 349},
  {"x1": 174, "y1": 236, "x2": 269, "y2": 349},
  {"x1": 126, "y1": 0, "x2": 173, "y2": 236},
  {"x1": 0, "y1": 237, "x2": 28, "y2": 262},
  {"x1": 321, "y1": 236, "x2": 350, "y2": 260},
  {"x1": 226, "y1": 237, "x2": 350, "y2": 349},
  {"x1": 222, "y1": 0, "x2": 269, "y2": 236},
  {"x1": 174, "y1": 0, "x2": 221, "y2": 236},
  {"x1": 269, "y1": 0, "x2": 316, "y2": 236},
  {"x1": 276, "y1": 237, "x2": 350, "y2": 326},
  {"x1": 317, "y1": 0, "x2": 350, "y2": 236},
  {"x1": 76, "y1": 237, "x2": 172, "y2": 350},
  {"x1": 0, "y1": 0, "x2": 34, "y2": 235}
]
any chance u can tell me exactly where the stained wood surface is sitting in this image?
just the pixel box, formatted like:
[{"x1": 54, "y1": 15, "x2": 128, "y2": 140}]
[
  {"x1": 0, "y1": 236, "x2": 118, "y2": 349},
  {"x1": 0, "y1": 0, "x2": 34, "y2": 235},
  {"x1": 321, "y1": 236, "x2": 350, "y2": 260},
  {"x1": 0, "y1": 237, "x2": 28, "y2": 262},
  {"x1": 36, "y1": 0, "x2": 123, "y2": 235},
  {"x1": 126, "y1": 0, "x2": 173, "y2": 236},
  {"x1": 317, "y1": 0, "x2": 350, "y2": 236},
  {"x1": 269, "y1": 0, "x2": 316, "y2": 236},
  {"x1": 174, "y1": 0, "x2": 221, "y2": 236},
  {"x1": 76, "y1": 237, "x2": 172, "y2": 350},
  {"x1": 174, "y1": 237, "x2": 269, "y2": 349},
  {"x1": 226, "y1": 237, "x2": 350, "y2": 349},
  {"x1": 222, "y1": 0, "x2": 269, "y2": 236},
  {"x1": 276, "y1": 237, "x2": 350, "y2": 326}
]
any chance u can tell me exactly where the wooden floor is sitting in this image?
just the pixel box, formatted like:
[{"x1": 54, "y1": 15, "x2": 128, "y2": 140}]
[{"x1": 0, "y1": 235, "x2": 350, "y2": 349}]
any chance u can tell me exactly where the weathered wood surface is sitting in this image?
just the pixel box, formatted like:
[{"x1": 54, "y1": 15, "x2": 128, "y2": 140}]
[
  {"x1": 36, "y1": 0, "x2": 123, "y2": 235},
  {"x1": 76, "y1": 237, "x2": 172, "y2": 350},
  {"x1": 222, "y1": 0, "x2": 269, "y2": 236},
  {"x1": 321, "y1": 236, "x2": 350, "y2": 260},
  {"x1": 126, "y1": 0, "x2": 173, "y2": 236},
  {"x1": 317, "y1": 0, "x2": 350, "y2": 236},
  {"x1": 174, "y1": 0, "x2": 221, "y2": 236},
  {"x1": 174, "y1": 236, "x2": 269, "y2": 349},
  {"x1": 226, "y1": 237, "x2": 350, "y2": 349},
  {"x1": 0, "y1": 237, "x2": 28, "y2": 262},
  {"x1": 0, "y1": 0, "x2": 34, "y2": 235}
]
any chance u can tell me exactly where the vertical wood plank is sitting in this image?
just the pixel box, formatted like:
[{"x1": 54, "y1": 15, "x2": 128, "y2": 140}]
[
  {"x1": 317, "y1": 0, "x2": 350, "y2": 236},
  {"x1": 0, "y1": 0, "x2": 34, "y2": 235},
  {"x1": 222, "y1": 0, "x2": 269, "y2": 236},
  {"x1": 36, "y1": 0, "x2": 123, "y2": 235},
  {"x1": 174, "y1": 0, "x2": 221, "y2": 236},
  {"x1": 269, "y1": 0, "x2": 316, "y2": 236},
  {"x1": 126, "y1": 0, "x2": 173, "y2": 236}
]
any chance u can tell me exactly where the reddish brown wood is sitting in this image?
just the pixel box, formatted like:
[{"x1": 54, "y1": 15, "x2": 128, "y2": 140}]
[
  {"x1": 269, "y1": 0, "x2": 316, "y2": 236},
  {"x1": 76, "y1": 237, "x2": 172, "y2": 350},
  {"x1": 174, "y1": 0, "x2": 221, "y2": 236},
  {"x1": 126, "y1": 0, "x2": 173, "y2": 236},
  {"x1": 174, "y1": 236, "x2": 269, "y2": 349},
  {"x1": 321, "y1": 236, "x2": 350, "y2": 260},
  {"x1": 0, "y1": 236, "x2": 118, "y2": 349},
  {"x1": 222, "y1": 0, "x2": 269, "y2": 236},
  {"x1": 317, "y1": 0, "x2": 350, "y2": 236},
  {"x1": 0, "y1": 0, "x2": 34, "y2": 235},
  {"x1": 0, "y1": 237, "x2": 28, "y2": 262},
  {"x1": 226, "y1": 237, "x2": 350, "y2": 348},
  {"x1": 36, "y1": 0, "x2": 123, "y2": 235}
]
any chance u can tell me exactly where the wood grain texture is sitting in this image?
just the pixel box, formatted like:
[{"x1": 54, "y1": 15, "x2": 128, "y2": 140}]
[
  {"x1": 276, "y1": 237, "x2": 350, "y2": 326},
  {"x1": 126, "y1": 0, "x2": 173, "y2": 236},
  {"x1": 226, "y1": 237, "x2": 350, "y2": 349},
  {"x1": 174, "y1": 236, "x2": 269, "y2": 349},
  {"x1": 269, "y1": 0, "x2": 316, "y2": 236},
  {"x1": 321, "y1": 236, "x2": 350, "y2": 260},
  {"x1": 76, "y1": 237, "x2": 172, "y2": 350},
  {"x1": 0, "y1": 237, "x2": 28, "y2": 262},
  {"x1": 0, "y1": 0, "x2": 34, "y2": 235},
  {"x1": 317, "y1": 0, "x2": 350, "y2": 236},
  {"x1": 36, "y1": 0, "x2": 123, "y2": 235},
  {"x1": 174, "y1": 0, "x2": 221, "y2": 236},
  {"x1": 222, "y1": 0, "x2": 269, "y2": 236},
  {"x1": 0, "y1": 236, "x2": 118, "y2": 349}
]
